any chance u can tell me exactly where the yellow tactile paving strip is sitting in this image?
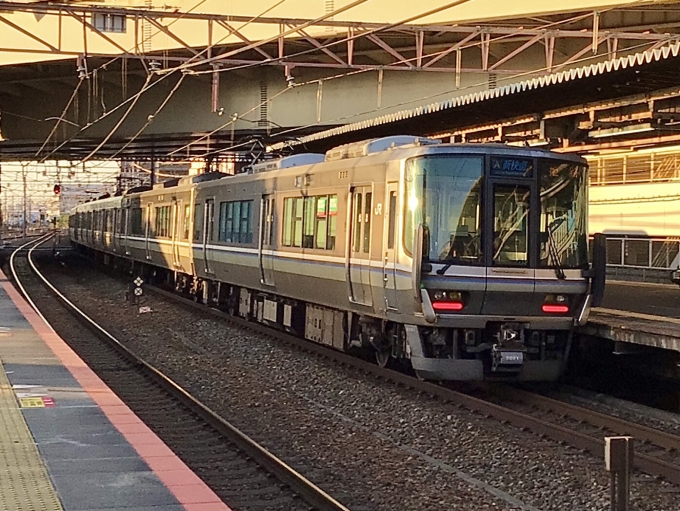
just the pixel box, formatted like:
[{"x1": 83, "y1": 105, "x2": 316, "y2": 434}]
[{"x1": 0, "y1": 361, "x2": 63, "y2": 511}]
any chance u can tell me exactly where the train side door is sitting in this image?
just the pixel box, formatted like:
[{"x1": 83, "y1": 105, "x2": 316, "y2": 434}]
[
  {"x1": 202, "y1": 199, "x2": 215, "y2": 274},
  {"x1": 259, "y1": 195, "x2": 275, "y2": 286},
  {"x1": 171, "y1": 200, "x2": 181, "y2": 268},
  {"x1": 347, "y1": 186, "x2": 373, "y2": 306},
  {"x1": 144, "y1": 203, "x2": 152, "y2": 260},
  {"x1": 383, "y1": 183, "x2": 399, "y2": 311}
]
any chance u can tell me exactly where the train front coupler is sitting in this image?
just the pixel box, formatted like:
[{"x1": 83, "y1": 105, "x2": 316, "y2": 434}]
[{"x1": 490, "y1": 323, "x2": 528, "y2": 373}]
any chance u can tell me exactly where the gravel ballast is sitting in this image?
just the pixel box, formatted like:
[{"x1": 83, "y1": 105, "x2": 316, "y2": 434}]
[{"x1": 34, "y1": 254, "x2": 680, "y2": 511}]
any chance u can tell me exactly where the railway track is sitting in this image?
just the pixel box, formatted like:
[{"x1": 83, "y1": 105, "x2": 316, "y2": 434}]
[
  {"x1": 10, "y1": 235, "x2": 351, "y2": 511},
  {"x1": 127, "y1": 265, "x2": 680, "y2": 487}
]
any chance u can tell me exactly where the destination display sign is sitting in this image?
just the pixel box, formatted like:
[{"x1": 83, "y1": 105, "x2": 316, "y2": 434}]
[{"x1": 490, "y1": 157, "x2": 533, "y2": 177}]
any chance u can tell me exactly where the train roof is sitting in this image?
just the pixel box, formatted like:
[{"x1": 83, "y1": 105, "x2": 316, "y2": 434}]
[{"x1": 71, "y1": 137, "x2": 587, "y2": 211}]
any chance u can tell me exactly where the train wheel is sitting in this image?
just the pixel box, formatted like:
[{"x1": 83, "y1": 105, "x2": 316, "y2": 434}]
[{"x1": 375, "y1": 344, "x2": 391, "y2": 368}]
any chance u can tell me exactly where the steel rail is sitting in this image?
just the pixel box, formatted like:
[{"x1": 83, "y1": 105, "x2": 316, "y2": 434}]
[
  {"x1": 144, "y1": 285, "x2": 680, "y2": 486},
  {"x1": 489, "y1": 385, "x2": 680, "y2": 451},
  {"x1": 11, "y1": 238, "x2": 352, "y2": 511}
]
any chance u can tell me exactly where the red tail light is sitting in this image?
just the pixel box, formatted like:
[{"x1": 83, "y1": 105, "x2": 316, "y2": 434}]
[
  {"x1": 432, "y1": 301, "x2": 464, "y2": 311},
  {"x1": 542, "y1": 304, "x2": 569, "y2": 313}
]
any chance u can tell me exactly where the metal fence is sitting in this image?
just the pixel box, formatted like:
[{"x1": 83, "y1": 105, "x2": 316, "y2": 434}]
[{"x1": 604, "y1": 236, "x2": 680, "y2": 270}]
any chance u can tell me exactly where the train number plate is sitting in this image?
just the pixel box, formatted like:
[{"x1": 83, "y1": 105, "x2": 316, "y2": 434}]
[{"x1": 499, "y1": 352, "x2": 524, "y2": 365}]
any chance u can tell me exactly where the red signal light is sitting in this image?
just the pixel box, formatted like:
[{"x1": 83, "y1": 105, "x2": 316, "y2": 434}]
[{"x1": 53, "y1": 184, "x2": 61, "y2": 195}]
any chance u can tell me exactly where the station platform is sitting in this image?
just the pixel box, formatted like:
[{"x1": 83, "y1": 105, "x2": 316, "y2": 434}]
[
  {"x1": 584, "y1": 308, "x2": 680, "y2": 352},
  {"x1": 0, "y1": 268, "x2": 231, "y2": 511}
]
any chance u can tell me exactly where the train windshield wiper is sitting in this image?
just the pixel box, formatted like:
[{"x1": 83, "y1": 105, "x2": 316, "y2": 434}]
[{"x1": 546, "y1": 219, "x2": 566, "y2": 280}]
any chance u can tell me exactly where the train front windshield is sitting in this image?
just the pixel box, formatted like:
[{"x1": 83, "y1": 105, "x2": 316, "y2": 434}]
[{"x1": 404, "y1": 154, "x2": 589, "y2": 269}]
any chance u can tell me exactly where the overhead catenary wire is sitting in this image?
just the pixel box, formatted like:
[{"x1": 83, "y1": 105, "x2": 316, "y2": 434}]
[
  {"x1": 64, "y1": 0, "x2": 294, "y2": 172},
  {"x1": 36, "y1": 0, "x2": 371, "y2": 163},
  {"x1": 34, "y1": 0, "x2": 212, "y2": 159}
]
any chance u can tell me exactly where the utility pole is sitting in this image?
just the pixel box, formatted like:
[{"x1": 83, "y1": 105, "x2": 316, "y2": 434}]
[
  {"x1": 0, "y1": 161, "x2": 3, "y2": 242},
  {"x1": 22, "y1": 164, "x2": 27, "y2": 239}
]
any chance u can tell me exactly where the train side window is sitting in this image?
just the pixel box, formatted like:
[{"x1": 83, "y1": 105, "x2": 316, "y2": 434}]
[
  {"x1": 283, "y1": 195, "x2": 336, "y2": 250},
  {"x1": 387, "y1": 191, "x2": 397, "y2": 249},
  {"x1": 293, "y1": 198, "x2": 303, "y2": 247},
  {"x1": 155, "y1": 205, "x2": 171, "y2": 237},
  {"x1": 327, "y1": 195, "x2": 337, "y2": 250},
  {"x1": 303, "y1": 197, "x2": 315, "y2": 248},
  {"x1": 218, "y1": 200, "x2": 253, "y2": 244},
  {"x1": 283, "y1": 198, "x2": 293, "y2": 246},
  {"x1": 240, "y1": 201, "x2": 252, "y2": 243},
  {"x1": 130, "y1": 208, "x2": 143, "y2": 236},
  {"x1": 193, "y1": 204, "x2": 203, "y2": 242},
  {"x1": 314, "y1": 196, "x2": 328, "y2": 249}
]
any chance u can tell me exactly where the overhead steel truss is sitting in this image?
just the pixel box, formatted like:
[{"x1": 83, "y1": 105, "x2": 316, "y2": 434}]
[
  {"x1": 3, "y1": 1, "x2": 680, "y2": 78},
  {"x1": 433, "y1": 84, "x2": 680, "y2": 154}
]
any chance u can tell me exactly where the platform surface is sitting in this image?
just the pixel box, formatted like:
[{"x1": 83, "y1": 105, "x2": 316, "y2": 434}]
[{"x1": 0, "y1": 268, "x2": 231, "y2": 511}]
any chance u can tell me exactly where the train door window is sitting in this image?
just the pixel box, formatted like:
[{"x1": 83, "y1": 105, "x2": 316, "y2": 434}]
[
  {"x1": 193, "y1": 203, "x2": 203, "y2": 242},
  {"x1": 205, "y1": 200, "x2": 215, "y2": 242},
  {"x1": 182, "y1": 204, "x2": 191, "y2": 239},
  {"x1": 264, "y1": 198, "x2": 274, "y2": 246},
  {"x1": 492, "y1": 185, "x2": 530, "y2": 267},
  {"x1": 387, "y1": 191, "x2": 397, "y2": 249},
  {"x1": 353, "y1": 192, "x2": 362, "y2": 253},
  {"x1": 363, "y1": 192, "x2": 372, "y2": 253}
]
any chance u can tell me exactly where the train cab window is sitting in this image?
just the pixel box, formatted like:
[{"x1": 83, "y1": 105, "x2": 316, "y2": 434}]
[
  {"x1": 193, "y1": 204, "x2": 203, "y2": 242},
  {"x1": 493, "y1": 185, "x2": 530, "y2": 267},
  {"x1": 404, "y1": 156, "x2": 483, "y2": 265},
  {"x1": 182, "y1": 205, "x2": 191, "y2": 240}
]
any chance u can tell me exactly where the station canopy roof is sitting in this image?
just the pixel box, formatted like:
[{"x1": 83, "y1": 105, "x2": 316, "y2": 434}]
[{"x1": 4, "y1": 1, "x2": 680, "y2": 160}]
